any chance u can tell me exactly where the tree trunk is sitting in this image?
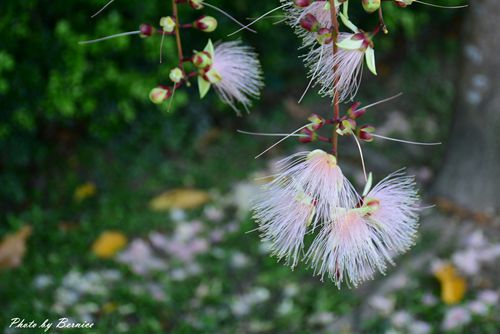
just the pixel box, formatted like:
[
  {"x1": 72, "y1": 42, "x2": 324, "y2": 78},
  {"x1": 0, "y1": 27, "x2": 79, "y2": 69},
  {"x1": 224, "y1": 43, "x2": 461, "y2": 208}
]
[{"x1": 433, "y1": 0, "x2": 500, "y2": 215}]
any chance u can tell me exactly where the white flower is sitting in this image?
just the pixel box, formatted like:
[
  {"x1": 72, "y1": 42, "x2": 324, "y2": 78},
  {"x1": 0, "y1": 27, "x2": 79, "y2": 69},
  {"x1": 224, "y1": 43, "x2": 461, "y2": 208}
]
[
  {"x1": 477, "y1": 290, "x2": 498, "y2": 305},
  {"x1": 442, "y1": 307, "x2": 471, "y2": 331},
  {"x1": 369, "y1": 295, "x2": 395, "y2": 316},
  {"x1": 199, "y1": 40, "x2": 264, "y2": 114},
  {"x1": 409, "y1": 321, "x2": 431, "y2": 334},
  {"x1": 391, "y1": 311, "x2": 413, "y2": 328},
  {"x1": 468, "y1": 300, "x2": 489, "y2": 316}
]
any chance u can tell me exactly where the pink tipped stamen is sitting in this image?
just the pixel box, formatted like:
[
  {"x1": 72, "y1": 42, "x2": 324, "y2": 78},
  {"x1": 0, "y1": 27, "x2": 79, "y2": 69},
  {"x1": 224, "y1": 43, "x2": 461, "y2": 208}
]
[
  {"x1": 237, "y1": 130, "x2": 308, "y2": 138},
  {"x1": 360, "y1": 93, "x2": 404, "y2": 110},
  {"x1": 372, "y1": 134, "x2": 442, "y2": 146},
  {"x1": 399, "y1": 0, "x2": 469, "y2": 9},
  {"x1": 201, "y1": 2, "x2": 257, "y2": 33},
  {"x1": 79, "y1": 30, "x2": 140, "y2": 45},
  {"x1": 166, "y1": 85, "x2": 176, "y2": 113},
  {"x1": 352, "y1": 134, "x2": 368, "y2": 182},
  {"x1": 159, "y1": 32, "x2": 166, "y2": 64},
  {"x1": 299, "y1": 46, "x2": 323, "y2": 104},
  {"x1": 228, "y1": 3, "x2": 291, "y2": 36},
  {"x1": 254, "y1": 123, "x2": 313, "y2": 159},
  {"x1": 91, "y1": 0, "x2": 115, "y2": 18}
]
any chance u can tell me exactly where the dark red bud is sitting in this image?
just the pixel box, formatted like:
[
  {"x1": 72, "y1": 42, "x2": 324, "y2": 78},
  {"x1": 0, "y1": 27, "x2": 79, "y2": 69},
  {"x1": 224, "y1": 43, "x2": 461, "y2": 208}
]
[
  {"x1": 348, "y1": 102, "x2": 366, "y2": 119},
  {"x1": 299, "y1": 128, "x2": 318, "y2": 143},
  {"x1": 307, "y1": 114, "x2": 325, "y2": 130},
  {"x1": 358, "y1": 125, "x2": 375, "y2": 142},
  {"x1": 139, "y1": 24, "x2": 155, "y2": 37},
  {"x1": 300, "y1": 14, "x2": 320, "y2": 32},
  {"x1": 294, "y1": 0, "x2": 313, "y2": 7},
  {"x1": 316, "y1": 28, "x2": 333, "y2": 45}
]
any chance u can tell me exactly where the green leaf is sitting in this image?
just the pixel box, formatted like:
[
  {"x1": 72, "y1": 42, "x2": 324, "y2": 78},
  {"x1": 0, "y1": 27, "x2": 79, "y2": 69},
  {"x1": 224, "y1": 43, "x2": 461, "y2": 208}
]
[
  {"x1": 362, "y1": 172, "x2": 374, "y2": 197},
  {"x1": 204, "y1": 39, "x2": 215, "y2": 58},
  {"x1": 365, "y1": 47, "x2": 377, "y2": 75},
  {"x1": 337, "y1": 37, "x2": 364, "y2": 50},
  {"x1": 198, "y1": 76, "x2": 211, "y2": 99}
]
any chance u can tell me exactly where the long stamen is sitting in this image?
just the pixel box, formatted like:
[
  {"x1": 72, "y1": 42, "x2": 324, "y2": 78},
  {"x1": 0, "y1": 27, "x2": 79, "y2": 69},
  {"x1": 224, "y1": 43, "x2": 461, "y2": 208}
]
[
  {"x1": 237, "y1": 130, "x2": 307, "y2": 137},
  {"x1": 167, "y1": 85, "x2": 176, "y2": 113},
  {"x1": 159, "y1": 32, "x2": 166, "y2": 63},
  {"x1": 254, "y1": 123, "x2": 313, "y2": 159},
  {"x1": 299, "y1": 47, "x2": 324, "y2": 104},
  {"x1": 361, "y1": 93, "x2": 403, "y2": 110},
  {"x1": 79, "y1": 30, "x2": 140, "y2": 44},
  {"x1": 228, "y1": 3, "x2": 291, "y2": 36},
  {"x1": 372, "y1": 133, "x2": 442, "y2": 146},
  {"x1": 202, "y1": 2, "x2": 257, "y2": 33},
  {"x1": 91, "y1": 0, "x2": 115, "y2": 18},
  {"x1": 352, "y1": 134, "x2": 368, "y2": 182},
  {"x1": 403, "y1": 0, "x2": 469, "y2": 9}
]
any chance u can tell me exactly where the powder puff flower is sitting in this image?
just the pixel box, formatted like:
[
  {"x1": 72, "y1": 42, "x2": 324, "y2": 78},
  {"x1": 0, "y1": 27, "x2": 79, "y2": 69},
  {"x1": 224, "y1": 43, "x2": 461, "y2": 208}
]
[
  {"x1": 253, "y1": 149, "x2": 357, "y2": 267},
  {"x1": 282, "y1": 0, "x2": 340, "y2": 48},
  {"x1": 304, "y1": 31, "x2": 377, "y2": 102},
  {"x1": 306, "y1": 209, "x2": 391, "y2": 287},
  {"x1": 306, "y1": 170, "x2": 419, "y2": 287},
  {"x1": 198, "y1": 40, "x2": 263, "y2": 114},
  {"x1": 364, "y1": 171, "x2": 420, "y2": 255}
]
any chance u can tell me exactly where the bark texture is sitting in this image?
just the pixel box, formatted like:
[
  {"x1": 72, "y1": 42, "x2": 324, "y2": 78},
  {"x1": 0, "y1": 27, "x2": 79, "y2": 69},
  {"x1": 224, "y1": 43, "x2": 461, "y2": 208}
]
[{"x1": 433, "y1": 0, "x2": 500, "y2": 214}]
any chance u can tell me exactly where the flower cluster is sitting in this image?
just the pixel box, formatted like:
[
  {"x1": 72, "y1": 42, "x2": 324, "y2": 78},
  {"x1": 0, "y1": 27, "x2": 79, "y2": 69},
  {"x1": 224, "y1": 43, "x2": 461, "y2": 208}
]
[
  {"x1": 83, "y1": 0, "x2": 264, "y2": 114},
  {"x1": 254, "y1": 149, "x2": 420, "y2": 287},
  {"x1": 249, "y1": 0, "x2": 460, "y2": 287}
]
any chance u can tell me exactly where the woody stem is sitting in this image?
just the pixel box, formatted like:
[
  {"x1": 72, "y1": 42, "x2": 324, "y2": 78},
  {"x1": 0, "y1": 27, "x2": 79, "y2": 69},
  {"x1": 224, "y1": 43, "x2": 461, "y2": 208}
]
[
  {"x1": 329, "y1": 0, "x2": 340, "y2": 157},
  {"x1": 172, "y1": 0, "x2": 185, "y2": 69}
]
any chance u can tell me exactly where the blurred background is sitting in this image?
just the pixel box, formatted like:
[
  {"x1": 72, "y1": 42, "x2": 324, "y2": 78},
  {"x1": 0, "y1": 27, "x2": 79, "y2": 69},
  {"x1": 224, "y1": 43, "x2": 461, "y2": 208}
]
[{"x1": 1, "y1": 0, "x2": 499, "y2": 333}]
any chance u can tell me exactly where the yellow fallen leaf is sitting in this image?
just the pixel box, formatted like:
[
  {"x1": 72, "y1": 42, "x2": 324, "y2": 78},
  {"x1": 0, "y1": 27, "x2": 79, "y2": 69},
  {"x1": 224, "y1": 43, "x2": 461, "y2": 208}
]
[
  {"x1": 149, "y1": 188, "x2": 210, "y2": 211},
  {"x1": 74, "y1": 182, "x2": 97, "y2": 202},
  {"x1": 92, "y1": 231, "x2": 127, "y2": 259},
  {"x1": 441, "y1": 277, "x2": 467, "y2": 305},
  {"x1": 0, "y1": 226, "x2": 32, "y2": 269},
  {"x1": 102, "y1": 302, "x2": 118, "y2": 314},
  {"x1": 434, "y1": 263, "x2": 467, "y2": 305},
  {"x1": 434, "y1": 263, "x2": 458, "y2": 283}
]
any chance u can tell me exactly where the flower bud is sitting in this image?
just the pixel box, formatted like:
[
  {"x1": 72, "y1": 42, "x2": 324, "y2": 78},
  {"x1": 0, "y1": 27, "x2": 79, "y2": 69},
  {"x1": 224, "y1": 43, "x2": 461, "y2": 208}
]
[
  {"x1": 358, "y1": 125, "x2": 375, "y2": 142},
  {"x1": 347, "y1": 102, "x2": 366, "y2": 119},
  {"x1": 394, "y1": 0, "x2": 412, "y2": 8},
  {"x1": 139, "y1": 24, "x2": 155, "y2": 38},
  {"x1": 307, "y1": 114, "x2": 325, "y2": 130},
  {"x1": 338, "y1": 119, "x2": 356, "y2": 135},
  {"x1": 189, "y1": 0, "x2": 204, "y2": 10},
  {"x1": 149, "y1": 86, "x2": 172, "y2": 104},
  {"x1": 294, "y1": 0, "x2": 313, "y2": 7},
  {"x1": 316, "y1": 28, "x2": 333, "y2": 45},
  {"x1": 299, "y1": 128, "x2": 318, "y2": 143},
  {"x1": 160, "y1": 16, "x2": 176, "y2": 33},
  {"x1": 300, "y1": 14, "x2": 320, "y2": 33},
  {"x1": 362, "y1": 0, "x2": 381, "y2": 13},
  {"x1": 203, "y1": 67, "x2": 222, "y2": 84},
  {"x1": 193, "y1": 51, "x2": 213, "y2": 68},
  {"x1": 195, "y1": 16, "x2": 218, "y2": 33},
  {"x1": 169, "y1": 68, "x2": 184, "y2": 83}
]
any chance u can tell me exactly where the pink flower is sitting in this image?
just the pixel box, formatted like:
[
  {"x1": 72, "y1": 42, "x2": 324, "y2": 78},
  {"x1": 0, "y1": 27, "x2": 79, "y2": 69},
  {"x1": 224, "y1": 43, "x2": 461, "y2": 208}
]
[
  {"x1": 211, "y1": 41, "x2": 263, "y2": 114},
  {"x1": 304, "y1": 32, "x2": 376, "y2": 102},
  {"x1": 273, "y1": 150, "x2": 358, "y2": 219},
  {"x1": 254, "y1": 186, "x2": 316, "y2": 267},
  {"x1": 365, "y1": 171, "x2": 420, "y2": 255},
  {"x1": 306, "y1": 210, "x2": 391, "y2": 287},
  {"x1": 282, "y1": 0, "x2": 340, "y2": 48},
  {"x1": 253, "y1": 150, "x2": 357, "y2": 267}
]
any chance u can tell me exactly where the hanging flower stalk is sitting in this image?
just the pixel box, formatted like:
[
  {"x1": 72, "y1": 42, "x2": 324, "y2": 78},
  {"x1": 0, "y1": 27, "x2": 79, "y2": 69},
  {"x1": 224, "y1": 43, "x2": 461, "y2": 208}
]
[
  {"x1": 82, "y1": 0, "x2": 264, "y2": 114},
  {"x1": 247, "y1": 0, "x2": 463, "y2": 287}
]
